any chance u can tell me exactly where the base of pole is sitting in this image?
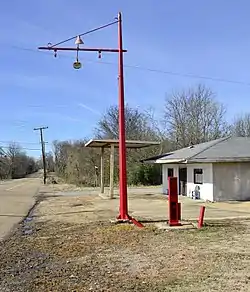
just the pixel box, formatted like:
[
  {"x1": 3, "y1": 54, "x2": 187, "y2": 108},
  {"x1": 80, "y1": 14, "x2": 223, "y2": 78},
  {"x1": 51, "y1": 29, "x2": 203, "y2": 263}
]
[
  {"x1": 169, "y1": 221, "x2": 182, "y2": 227},
  {"x1": 116, "y1": 214, "x2": 144, "y2": 228}
]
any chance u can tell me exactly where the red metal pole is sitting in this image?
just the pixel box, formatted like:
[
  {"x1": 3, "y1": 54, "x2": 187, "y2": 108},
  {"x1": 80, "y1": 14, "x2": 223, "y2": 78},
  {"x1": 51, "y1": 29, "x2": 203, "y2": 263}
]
[
  {"x1": 117, "y1": 12, "x2": 129, "y2": 220},
  {"x1": 198, "y1": 206, "x2": 205, "y2": 228},
  {"x1": 38, "y1": 13, "x2": 143, "y2": 226}
]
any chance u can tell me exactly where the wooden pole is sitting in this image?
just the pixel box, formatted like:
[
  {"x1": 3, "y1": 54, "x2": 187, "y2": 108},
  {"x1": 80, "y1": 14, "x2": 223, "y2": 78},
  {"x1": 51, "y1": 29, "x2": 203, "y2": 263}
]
[
  {"x1": 100, "y1": 147, "x2": 104, "y2": 194},
  {"x1": 34, "y1": 126, "x2": 48, "y2": 184},
  {"x1": 109, "y1": 144, "x2": 115, "y2": 199}
]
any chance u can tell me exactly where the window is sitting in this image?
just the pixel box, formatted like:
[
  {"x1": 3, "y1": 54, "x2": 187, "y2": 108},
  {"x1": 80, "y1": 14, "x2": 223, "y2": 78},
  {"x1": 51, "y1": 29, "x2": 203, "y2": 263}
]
[
  {"x1": 194, "y1": 168, "x2": 203, "y2": 184},
  {"x1": 168, "y1": 168, "x2": 174, "y2": 177}
]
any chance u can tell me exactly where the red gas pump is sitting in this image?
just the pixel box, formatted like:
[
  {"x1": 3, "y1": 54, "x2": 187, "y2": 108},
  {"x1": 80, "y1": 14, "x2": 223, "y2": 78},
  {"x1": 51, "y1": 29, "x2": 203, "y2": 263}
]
[{"x1": 168, "y1": 177, "x2": 181, "y2": 226}]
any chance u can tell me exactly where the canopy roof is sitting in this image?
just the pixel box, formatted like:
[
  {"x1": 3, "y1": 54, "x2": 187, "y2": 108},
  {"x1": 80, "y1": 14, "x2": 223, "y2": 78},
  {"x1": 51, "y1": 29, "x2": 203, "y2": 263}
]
[{"x1": 85, "y1": 139, "x2": 160, "y2": 149}]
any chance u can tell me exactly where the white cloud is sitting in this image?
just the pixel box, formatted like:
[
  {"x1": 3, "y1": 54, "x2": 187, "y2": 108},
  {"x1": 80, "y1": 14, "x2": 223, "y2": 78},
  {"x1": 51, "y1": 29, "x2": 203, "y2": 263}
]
[{"x1": 78, "y1": 103, "x2": 101, "y2": 116}]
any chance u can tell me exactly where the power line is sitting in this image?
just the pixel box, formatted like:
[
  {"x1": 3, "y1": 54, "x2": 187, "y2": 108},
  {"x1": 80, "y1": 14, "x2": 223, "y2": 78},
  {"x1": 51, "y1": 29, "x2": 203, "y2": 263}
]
[
  {"x1": 10, "y1": 45, "x2": 250, "y2": 87},
  {"x1": 0, "y1": 140, "x2": 51, "y2": 145},
  {"x1": 0, "y1": 146, "x2": 41, "y2": 151},
  {"x1": 0, "y1": 140, "x2": 40, "y2": 145},
  {"x1": 123, "y1": 64, "x2": 250, "y2": 87}
]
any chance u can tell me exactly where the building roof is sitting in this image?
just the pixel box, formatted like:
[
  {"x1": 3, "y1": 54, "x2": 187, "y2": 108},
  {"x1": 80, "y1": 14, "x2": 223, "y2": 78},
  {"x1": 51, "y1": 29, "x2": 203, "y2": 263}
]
[
  {"x1": 85, "y1": 139, "x2": 160, "y2": 149},
  {"x1": 143, "y1": 136, "x2": 250, "y2": 164}
]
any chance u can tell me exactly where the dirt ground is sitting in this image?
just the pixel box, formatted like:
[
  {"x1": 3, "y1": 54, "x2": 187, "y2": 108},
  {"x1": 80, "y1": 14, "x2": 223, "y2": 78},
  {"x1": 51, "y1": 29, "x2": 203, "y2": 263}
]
[{"x1": 0, "y1": 184, "x2": 250, "y2": 291}]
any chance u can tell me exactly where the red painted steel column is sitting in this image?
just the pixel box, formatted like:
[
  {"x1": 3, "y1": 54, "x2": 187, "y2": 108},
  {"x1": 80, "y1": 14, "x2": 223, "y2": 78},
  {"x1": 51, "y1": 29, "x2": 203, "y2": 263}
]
[
  {"x1": 117, "y1": 12, "x2": 128, "y2": 219},
  {"x1": 198, "y1": 206, "x2": 205, "y2": 228},
  {"x1": 37, "y1": 14, "x2": 144, "y2": 225},
  {"x1": 168, "y1": 177, "x2": 181, "y2": 226}
]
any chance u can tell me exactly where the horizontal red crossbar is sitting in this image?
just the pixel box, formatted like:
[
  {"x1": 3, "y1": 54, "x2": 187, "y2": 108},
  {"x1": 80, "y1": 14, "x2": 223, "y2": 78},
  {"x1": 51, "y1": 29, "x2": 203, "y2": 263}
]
[{"x1": 38, "y1": 47, "x2": 127, "y2": 53}]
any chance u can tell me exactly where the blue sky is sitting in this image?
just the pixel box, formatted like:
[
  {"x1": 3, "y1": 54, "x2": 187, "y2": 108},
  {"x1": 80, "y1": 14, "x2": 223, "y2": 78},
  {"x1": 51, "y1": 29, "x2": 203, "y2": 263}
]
[{"x1": 1, "y1": 0, "x2": 250, "y2": 157}]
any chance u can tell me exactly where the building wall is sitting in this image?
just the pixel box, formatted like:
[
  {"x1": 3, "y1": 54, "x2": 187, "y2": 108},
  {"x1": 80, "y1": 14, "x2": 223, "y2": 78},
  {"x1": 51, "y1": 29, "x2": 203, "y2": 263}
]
[
  {"x1": 162, "y1": 163, "x2": 214, "y2": 201},
  {"x1": 213, "y1": 162, "x2": 250, "y2": 201},
  {"x1": 162, "y1": 164, "x2": 179, "y2": 194},
  {"x1": 186, "y1": 163, "x2": 213, "y2": 201}
]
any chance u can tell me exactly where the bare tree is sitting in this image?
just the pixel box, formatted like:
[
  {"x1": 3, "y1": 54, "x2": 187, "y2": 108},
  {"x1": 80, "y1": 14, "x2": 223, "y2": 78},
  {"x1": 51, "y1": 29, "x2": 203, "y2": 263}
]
[
  {"x1": 231, "y1": 113, "x2": 250, "y2": 137},
  {"x1": 95, "y1": 104, "x2": 162, "y2": 185},
  {"x1": 0, "y1": 147, "x2": 9, "y2": 179},
  {"x1": 95, "y1": 104, "x2": 158, "y2": 141},
  {"x1": 0, "y1": 143, "x2": 37, "y2": 179},
  {"x1": 45, "y1": 152, "x2": 55, "y2": 172},
  {"x1": 6, "y1": 143, "x2": 24, "y2": 178},
  {"x1": 53, "y1": 140, "x2": 100, "y2": 186},
  {"x1": 145, "y1": 107, "x2": 172, "y2": 153},
  {"x1": 53, "y1": 104, "x2": 163, "y2": 187},
  {"x1": 164, "y1": 84, "x2": 229, "y2": 148}
]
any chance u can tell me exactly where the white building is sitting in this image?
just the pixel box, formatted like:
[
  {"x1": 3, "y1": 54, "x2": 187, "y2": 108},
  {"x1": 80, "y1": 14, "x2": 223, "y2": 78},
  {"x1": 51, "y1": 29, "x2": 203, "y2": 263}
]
[{"x1": 144, "y1": 137, "x2": 250, "y2": 202}]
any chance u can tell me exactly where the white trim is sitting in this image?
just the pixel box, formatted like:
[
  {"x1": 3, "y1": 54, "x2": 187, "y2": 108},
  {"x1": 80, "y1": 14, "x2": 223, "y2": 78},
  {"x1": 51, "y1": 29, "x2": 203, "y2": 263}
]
[
  {"x1": 155, "y1": 159, "x2": 187, "y2": 164},
  {"x1": 84, "y1": 139, "x2": 94, "y2": 147},
  {"x1": 189, "y1": 158, "x2": 250, "y2": 163}
]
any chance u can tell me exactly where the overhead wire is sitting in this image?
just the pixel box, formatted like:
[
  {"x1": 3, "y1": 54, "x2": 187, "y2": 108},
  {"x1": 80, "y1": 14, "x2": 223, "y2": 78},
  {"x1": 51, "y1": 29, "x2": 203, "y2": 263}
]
[
  {"x1": 0, "y1": 140, "x2": 49, "y2": 145},
  {"x1": 10, "y1": 45, "x2": 250, "y2": 87},
  {"x1": 0, "y1": 141, "x2": 53, "y2": 153},
  {"x1": 3, "y1": 20, "x2": 250, "y2": 153},
  {"x1": 0, "y1": 146, "x2": 41, "y2": 151},
  {"x1": 3, "y1": 40, "x2": 250, "y2": 147}
]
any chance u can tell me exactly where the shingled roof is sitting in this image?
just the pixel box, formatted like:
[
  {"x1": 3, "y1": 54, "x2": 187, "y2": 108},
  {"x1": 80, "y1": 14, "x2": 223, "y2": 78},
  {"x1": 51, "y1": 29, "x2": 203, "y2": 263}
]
[{"x1": 143, "y1": 136, "x2": 250, "y2": 164}]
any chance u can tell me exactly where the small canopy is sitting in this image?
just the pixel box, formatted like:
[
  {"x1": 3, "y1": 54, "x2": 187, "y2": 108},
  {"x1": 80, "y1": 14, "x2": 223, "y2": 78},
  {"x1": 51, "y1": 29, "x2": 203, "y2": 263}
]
[
  {"x1": 85, "y1": 139, "x2": 160, "y2": 149},
  {"x1": 85, "y1": 139, "x2": 160, "y2": 199}
]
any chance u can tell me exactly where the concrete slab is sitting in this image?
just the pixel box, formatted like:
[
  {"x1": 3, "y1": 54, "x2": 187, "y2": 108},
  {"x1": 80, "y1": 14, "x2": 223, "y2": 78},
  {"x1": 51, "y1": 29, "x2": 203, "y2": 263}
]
[
  {"x1": 34, "y1": 185, "x2": 250, "y2": 227},
  {"x1": 155, "y1": 222, "x2": 196, "y2": 230}
]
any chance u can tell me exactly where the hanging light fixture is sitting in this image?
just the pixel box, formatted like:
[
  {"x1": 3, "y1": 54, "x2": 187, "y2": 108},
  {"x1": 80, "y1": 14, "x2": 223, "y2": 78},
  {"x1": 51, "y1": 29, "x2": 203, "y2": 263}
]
[
  {"x1": 73, "y1": 35, "x2": 84, "y2": 69},
  {"x1": 75, "y1": 35, "x2": 84, "y2": 45}
]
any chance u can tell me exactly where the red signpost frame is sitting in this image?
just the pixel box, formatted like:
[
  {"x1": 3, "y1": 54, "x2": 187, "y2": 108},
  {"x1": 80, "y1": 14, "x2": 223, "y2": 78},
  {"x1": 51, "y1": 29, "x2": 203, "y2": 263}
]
[
  {"x1": 168, "y1": 177, "x2": 181, "y2": 226},
  {"x1": 38, "y1": 12, "x2": 143, "y2": 228}
]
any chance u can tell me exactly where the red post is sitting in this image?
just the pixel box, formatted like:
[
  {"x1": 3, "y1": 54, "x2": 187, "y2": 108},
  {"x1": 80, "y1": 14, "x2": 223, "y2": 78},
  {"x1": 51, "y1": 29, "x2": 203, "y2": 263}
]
[
  {"x1": 117, "y1": 12, "x2": 129, "y2": 220},
  {"x1": 198, "y1": 206, "x2": 205, "y2": 228},
  {"x1": 168, "y1": 177, "x2": 181, "y2": 226}
]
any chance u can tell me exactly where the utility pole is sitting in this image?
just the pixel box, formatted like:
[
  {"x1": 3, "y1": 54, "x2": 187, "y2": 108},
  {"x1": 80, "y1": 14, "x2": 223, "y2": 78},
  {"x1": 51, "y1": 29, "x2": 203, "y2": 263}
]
[{"x1": 34, "y1": 126, "x2": 48, "y2": 184}]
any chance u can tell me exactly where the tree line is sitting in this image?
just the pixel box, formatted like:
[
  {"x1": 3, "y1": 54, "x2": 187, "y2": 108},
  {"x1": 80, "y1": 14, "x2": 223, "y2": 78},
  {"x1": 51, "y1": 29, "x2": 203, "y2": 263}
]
[
  {"x1": 51, "y1": 84, "x2": 250, "y2": 187},
  {"x1": 0, "y1": 143, "x2": 39, "y2": 179},
  {"x1": 3, "y1": 84, "x2": 250, "y2": 185}
]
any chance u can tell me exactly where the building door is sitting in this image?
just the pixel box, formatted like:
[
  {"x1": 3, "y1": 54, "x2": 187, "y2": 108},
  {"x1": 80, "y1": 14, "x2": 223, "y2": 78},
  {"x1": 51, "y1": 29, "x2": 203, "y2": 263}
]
[
  {"x1": 179, "y1": 167, "x2": 187, "y2": 196},
  {"x1": 164, "y1": 168, "x2": 174, "y2": 195},
  {"x1": 168, "y1": 168, "x2": 174, "y2": 178}
]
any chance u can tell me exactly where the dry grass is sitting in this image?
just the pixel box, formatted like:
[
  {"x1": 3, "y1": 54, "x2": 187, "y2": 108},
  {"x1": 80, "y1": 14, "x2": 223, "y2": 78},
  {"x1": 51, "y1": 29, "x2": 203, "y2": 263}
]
[
  {"x1": 1, "y1": 181, "x2": 250, "y2": 291},
  {"x1": 0, "y1": 218, "x2": 250, "y2": 291}
]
